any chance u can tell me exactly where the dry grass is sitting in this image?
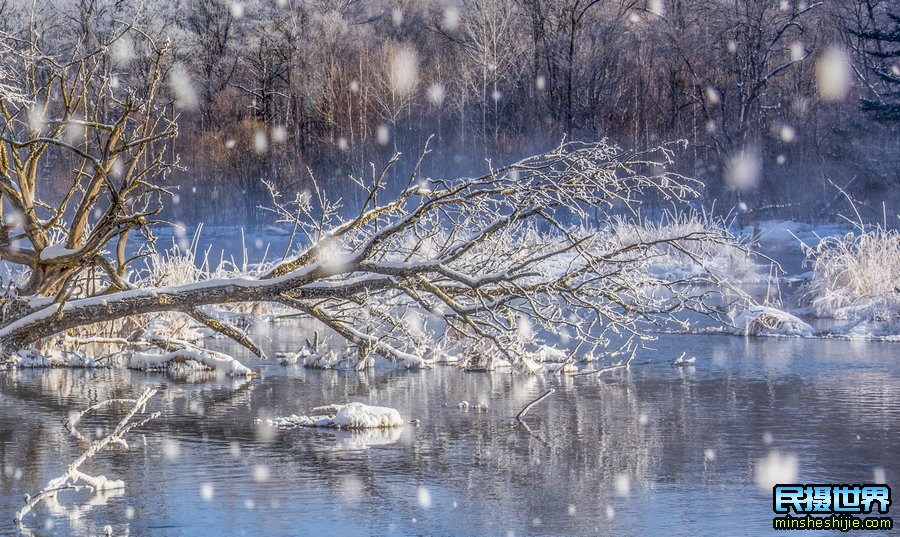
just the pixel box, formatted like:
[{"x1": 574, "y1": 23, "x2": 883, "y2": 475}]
[
  {"x1": 794, "y1": 226, "x2": 900, "y2": 321},
  {"x1": 610, "y1": 209, "x2": 763, "y2": 282}
]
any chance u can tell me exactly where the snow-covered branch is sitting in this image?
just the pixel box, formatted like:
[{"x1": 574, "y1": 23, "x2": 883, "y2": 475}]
[
  {"x1": 14, "y1": 389, "x2": 159, "y2": 526},
  {"x1": 1, "y1": 137, "x2": 750, "y2": 372}
]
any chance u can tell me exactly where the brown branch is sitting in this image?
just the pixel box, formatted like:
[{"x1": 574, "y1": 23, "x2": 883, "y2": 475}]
[{"x1": 186, "y1": 306, "x2": 268, "y2": 360}]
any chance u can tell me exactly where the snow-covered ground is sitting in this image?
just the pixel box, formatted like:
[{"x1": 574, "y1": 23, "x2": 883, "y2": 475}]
[{"x1": 726, "y1": 220, "x2": 900, "y2": 341}]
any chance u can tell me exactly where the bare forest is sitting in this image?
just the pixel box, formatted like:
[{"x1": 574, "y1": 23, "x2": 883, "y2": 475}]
[
  {"x1": 2, "y1": 0, "x2": 897, "y2": 229},
  {"x1": 2, "y1": 2, "x2": 900, "y2": 536}
]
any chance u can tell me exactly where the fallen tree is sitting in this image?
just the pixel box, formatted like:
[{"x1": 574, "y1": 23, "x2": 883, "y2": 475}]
[{"x1": 0, "y1": 18, "x2": 747, "y2": 370}]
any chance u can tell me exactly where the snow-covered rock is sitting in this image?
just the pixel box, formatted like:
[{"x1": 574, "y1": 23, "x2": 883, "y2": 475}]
[
  {"x1": 731, "y1": 306, "x2": 813, "y2": 337},
  {"x1": 262, "y1": 402, "x2": 404, "y2": 429},
  {"x1": 129, "y1": 349, "x2": 252, "y2": 376}
]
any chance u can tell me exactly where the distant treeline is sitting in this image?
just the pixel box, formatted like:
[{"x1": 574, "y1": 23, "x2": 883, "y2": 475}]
[{"x1": 2, "y1": 0, "x2": 897, "y2": 226}]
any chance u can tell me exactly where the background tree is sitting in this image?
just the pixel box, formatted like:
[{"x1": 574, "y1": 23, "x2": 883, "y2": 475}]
[
  {"x1": 846, "y1": 4, "x2": 900, "y2": 121},
  {"x1": 0, "y1": 14, "x2": 176, "y2": 299},
  {"x1": 0, "y1": 0, "x2": 896, "y2": 226}
]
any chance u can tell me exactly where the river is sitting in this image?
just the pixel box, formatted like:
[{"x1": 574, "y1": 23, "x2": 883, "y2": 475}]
[{"x1": 2, "y1": 326, "x2": 898, "y2": 536}]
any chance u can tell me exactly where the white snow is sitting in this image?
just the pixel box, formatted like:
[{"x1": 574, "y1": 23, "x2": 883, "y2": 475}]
[
  {"x1": 725, "y1": 148, "x2": 761, "y2": 191},
  {"x1": 417, "y1": 487, "x2": 433, "y2": 509},
  {"x1": 731, "y1": 306, "x2": 813, "y2": 337},
  {"x1": 752, "y1": 220, "x2": 849, "y2": 251},
  {"x1": 168, "y1": 63, "x2": 199, "y2": 111},
  {"x1": 331, "y1": 403, "x2": 403, "y2": 428},
  {"x1": 754, "y1": 451, "x2": 799, "y2": 491},
  {"x1": 262, "y1": 402, "x2": 404, "y2": 429},
  {"x1": 547, "y1": 362, "x2": 578, "y2": 374},
  {"x1": 39, "y1": 244, "x2": 78, "y2": 260},
  {"x1": 389, "y1": 45, "x2": 418, "y2": 95},
  {"x1": 535, "y1": 345, "x2": 568, "y2": 363},
  {"x1": 463, "y1": 356, "x2": 512, "y2": 372},
  {"x1": 73, "y1": 471, "x2": 124, "y2": 491},
  {"x1": 793, "y1": 226, "x2": 899, "y2": 323},
  {"x1": 672, "y1": 354, "x2": 696, "y2": 366},
  {"x1": 128, "y1": 349, "x2": 252, "y2": 376},
  {"x1": 816, "y1": 46, "x2": 851, "y2": 101},
  {"x1": 2, "y1": 349, "x2": 101, "y2": 369},
  {"x1": 334, "y1": 427, "x2": 403, "y2": 449},
  {"x1": 278, "y1": 348, "x2": 311, "y2": 365},
  {"x1": 302, "y1": 349, "x2": 374, "y2": 370}
]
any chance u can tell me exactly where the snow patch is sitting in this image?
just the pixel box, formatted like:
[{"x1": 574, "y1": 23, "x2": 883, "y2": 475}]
[
  {"x1": 128, "y1": 349, "x2": 252, "y2": 376},
  {"x1": 261, "y1": 402, "x2": 404, "y2": 429},
  {"x1": 39, "y1": 244, "x2": 78, "y2": 260},
  {"x1": 731, "y1": 306, "x2": 813, "y2": 337},
  {"x1": 2, "y1": 349, "x2": 101, "y2": 369},
  {"x1": 752, "y1": 220, "x2": 849, "y2": 251}
]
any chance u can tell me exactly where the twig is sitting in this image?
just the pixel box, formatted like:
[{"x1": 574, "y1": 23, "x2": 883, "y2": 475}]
[
  {"x1": 516, "y1": 388, "x2": 555, "y2": 423},
  {"x1": 187, "y1": 306, "x2": 268, "y2": 360},
  {"x1": 64, "y1": 398, "x2": 138, "y2": 429},
  {"x1": 15, "y1": 389, "x2": 159, "y2": 525}
]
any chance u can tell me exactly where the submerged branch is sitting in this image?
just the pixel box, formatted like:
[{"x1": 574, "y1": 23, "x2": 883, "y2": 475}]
[
  {"x1": 15, "y1": 389, "x2": 159, "y2": 526},
  {"x1": 516, "y1": 388, "x2": 555, "y2": 423}
]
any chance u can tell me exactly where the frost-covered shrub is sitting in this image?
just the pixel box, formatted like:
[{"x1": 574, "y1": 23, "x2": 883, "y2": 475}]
[
  {"x1": 794, "y1": 227, "x2": 900, "y2": 321},
  {"x1": 611, "y1": 210, "x2": 763, "y2": 282}
]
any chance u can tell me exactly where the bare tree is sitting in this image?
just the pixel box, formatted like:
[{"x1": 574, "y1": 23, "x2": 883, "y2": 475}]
[
  {"x1": 438, "y1": 0, "x2": 527, "y2": 145},
  {"x1": 1, "y1": 126, "x2": 738, "y2": 372},
  {"x1": 0, "y1": 4, "x2": 752, "y2": 369},
  {"x1": 0, "y1": 17, "x2": 176, "y2": 300},
  {"x1": 843, "y1": 1, "x2": 900, "y2": 122}
]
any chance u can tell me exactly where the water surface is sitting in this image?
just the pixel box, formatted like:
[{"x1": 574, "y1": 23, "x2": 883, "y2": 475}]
[{"x1": 1, "y1": 330, "x2": 898, "y2": 536}]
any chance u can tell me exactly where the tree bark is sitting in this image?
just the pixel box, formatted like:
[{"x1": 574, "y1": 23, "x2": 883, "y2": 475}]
[{"x1": 0, "y1": 270, "x2": 395, "y2": 351}]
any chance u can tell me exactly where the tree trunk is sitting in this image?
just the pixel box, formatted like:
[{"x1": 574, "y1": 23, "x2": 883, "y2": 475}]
[{"x1": 0, "y1": 270, "x2": 394, "y2": 351}]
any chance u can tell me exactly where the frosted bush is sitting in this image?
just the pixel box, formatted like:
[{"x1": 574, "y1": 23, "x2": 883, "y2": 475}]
[
  {"x1": 611, "y1": 210, "x2": 762, "y2": 283},
  {"x1": 794, "y1": 227, "x2": 900, "y2": 321}
]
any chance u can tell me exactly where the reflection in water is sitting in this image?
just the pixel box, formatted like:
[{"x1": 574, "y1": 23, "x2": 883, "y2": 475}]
[{"x1": 1, "y1": 331, "x2": 899, "y2": 536}]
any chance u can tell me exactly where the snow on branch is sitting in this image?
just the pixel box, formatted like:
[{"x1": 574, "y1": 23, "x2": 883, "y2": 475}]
[
  {"x1": 129, "y1": 347, "x2": 253, "y2": 376},
  {"x1": 1, "y1": 139, "x2": 750, "y2": 373},
  {"x1": 258, "y1": 139, "x2": 746, "y2": 369},
  {"x1": 14, "y1": 389, "x2": 159, "y2": 527}
]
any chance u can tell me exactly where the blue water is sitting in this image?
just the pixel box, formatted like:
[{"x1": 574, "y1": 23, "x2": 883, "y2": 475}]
[{"x1": 1, "y1": 331, "x2": 898, "y2": 536}]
